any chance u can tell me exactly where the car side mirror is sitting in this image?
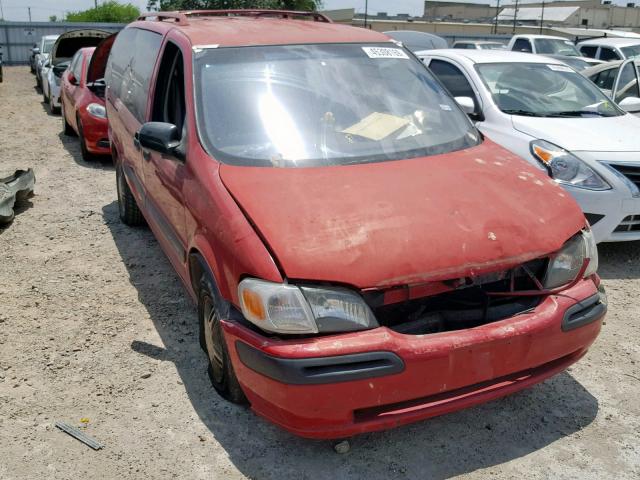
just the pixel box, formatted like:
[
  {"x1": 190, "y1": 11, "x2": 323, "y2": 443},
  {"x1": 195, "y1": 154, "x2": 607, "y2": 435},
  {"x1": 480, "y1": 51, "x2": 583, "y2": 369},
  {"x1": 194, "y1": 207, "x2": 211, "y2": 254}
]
[
  {"x1": 68, "y1": 72, "x2": 78, "y2": 86},
  {"x1": 137, "y1": 122, "x2": 184, "y2": 160},
  {"x1": 33, "y1": 47, "x2": 40, "y2": 54},
  {"x1": 455, "y1": 96, "x2": 476, "y2": 115},
  {"x1": 618, "y1": 96, "x2": 640, "y2": 113}
]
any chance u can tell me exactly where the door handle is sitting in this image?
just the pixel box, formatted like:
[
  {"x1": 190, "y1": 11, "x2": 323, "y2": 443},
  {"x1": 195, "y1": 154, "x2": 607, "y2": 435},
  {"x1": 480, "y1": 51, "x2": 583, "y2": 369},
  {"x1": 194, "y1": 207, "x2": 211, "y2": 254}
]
[
  {"x1": 133, "y1": 133, "x2": 141, "y2": 151},
  {"x1": 142, "y1": 150, "x2": 151, "y2": 161}
]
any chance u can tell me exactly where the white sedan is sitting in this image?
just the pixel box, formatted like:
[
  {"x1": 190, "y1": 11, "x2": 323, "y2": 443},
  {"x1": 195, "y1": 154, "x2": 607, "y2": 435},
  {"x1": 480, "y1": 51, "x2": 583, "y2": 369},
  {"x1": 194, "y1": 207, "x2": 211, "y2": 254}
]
[{"x1": 416, "y1": 49, "x2": 640, "y2": 243}]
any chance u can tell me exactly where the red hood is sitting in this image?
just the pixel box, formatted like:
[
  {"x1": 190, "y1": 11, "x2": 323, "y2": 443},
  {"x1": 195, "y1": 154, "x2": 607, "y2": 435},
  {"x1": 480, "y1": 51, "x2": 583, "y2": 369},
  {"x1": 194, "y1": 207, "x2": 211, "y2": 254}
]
[{"x1": 220, "y1": 141, "x2": 585, "y2": 289}]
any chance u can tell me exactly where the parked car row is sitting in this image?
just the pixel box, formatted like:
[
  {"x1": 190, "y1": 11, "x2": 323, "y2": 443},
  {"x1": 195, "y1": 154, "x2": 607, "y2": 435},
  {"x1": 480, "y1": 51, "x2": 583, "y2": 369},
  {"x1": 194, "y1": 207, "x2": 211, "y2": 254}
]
[{"x1": 29, "y1": 14, "x2": 616, "y2": 440}]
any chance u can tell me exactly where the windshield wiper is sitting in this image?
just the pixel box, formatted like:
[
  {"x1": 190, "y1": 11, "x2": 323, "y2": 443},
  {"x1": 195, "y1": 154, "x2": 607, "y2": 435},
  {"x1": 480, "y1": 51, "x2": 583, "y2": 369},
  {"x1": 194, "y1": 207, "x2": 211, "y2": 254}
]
[
  {"x1": 545, "y1": 110, "x2": 608, "y2": 117},
  {"x1": 501, "y1": 109, "x2": 546, "y2": 117}
]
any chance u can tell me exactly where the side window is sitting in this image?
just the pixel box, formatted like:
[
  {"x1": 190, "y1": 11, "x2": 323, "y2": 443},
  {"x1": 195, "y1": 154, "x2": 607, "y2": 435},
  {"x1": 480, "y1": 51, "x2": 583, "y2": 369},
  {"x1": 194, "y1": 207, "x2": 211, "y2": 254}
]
[
  {"x1": 429, "y1": 59, "x2": 479, "y2": 111},
  {"x1": 69, "y1": 52, "x2": 82, "y2": 80},
  {"x1": 580, "y1": 45, "x2": 598, "y2": 58},
  {"x1": 129, "y1": 29, "x2": 163, "y2": 121},
  {"x1": 152, "y1": 42, "x2": 186, "y2": 137},
  {"x1": 615, "y1": 62, "x2": 640, "y2": 103},
  {"x1": 105, "y1": 28, "x2": 137, "y2": 101},
  {"x1": 599, "y1": 47, "x2": 620, "y2": 61},
  {"x1": 591, "y1": 67, "x2": 619, "y2": 92},
  {"x1": 513, "y1": 38, "x2": 532, "y2": 53}
]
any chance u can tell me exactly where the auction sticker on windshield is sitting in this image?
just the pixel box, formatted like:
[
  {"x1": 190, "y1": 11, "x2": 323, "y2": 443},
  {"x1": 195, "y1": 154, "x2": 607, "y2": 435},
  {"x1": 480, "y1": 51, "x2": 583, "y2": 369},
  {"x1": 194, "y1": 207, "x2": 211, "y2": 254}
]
[
  {"x1": 362, "y1": 47, "x2": 409, "y2": 59},
  {"x1": 547, "y1": 64, "x2": 574, "y2": 72}
]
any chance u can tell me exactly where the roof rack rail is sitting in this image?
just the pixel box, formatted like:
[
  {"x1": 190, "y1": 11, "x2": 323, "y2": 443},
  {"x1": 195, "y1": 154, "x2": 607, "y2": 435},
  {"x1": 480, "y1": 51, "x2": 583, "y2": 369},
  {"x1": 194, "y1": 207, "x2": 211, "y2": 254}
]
[{"x1": 137, "y1": 12, "x2": 188, "y2": 25}]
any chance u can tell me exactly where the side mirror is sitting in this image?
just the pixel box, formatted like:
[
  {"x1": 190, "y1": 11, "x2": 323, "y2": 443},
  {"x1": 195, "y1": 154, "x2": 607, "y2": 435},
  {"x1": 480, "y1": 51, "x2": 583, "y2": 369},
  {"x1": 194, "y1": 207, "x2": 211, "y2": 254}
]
[
  {"x1": 33, "y1": 47, "x2": 40, "y2": 54},
  {"x1": 68, "y1": 72, "x2": 78, "y2": 86},
  {"x1": 455, "y1": 96, "x2": 476, "y2": 115},
  {"x1": 618, "y1": 96, "x2": 640, "y2": 113},
  {"x1": 137, "y1": 122, "x2": 184, "y2": 160}
]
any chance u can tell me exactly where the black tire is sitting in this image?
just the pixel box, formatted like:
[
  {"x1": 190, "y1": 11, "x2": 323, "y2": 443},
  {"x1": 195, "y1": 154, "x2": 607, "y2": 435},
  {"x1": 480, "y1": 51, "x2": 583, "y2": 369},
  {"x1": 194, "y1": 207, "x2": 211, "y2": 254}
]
[
  {"x1": 77, "y1": 116, "x2": 94, "y2": 161},
  {"x1": 43, "y1": 89, "x2": 48, "y2": 104},
  {"x1": 199, "y1": 275, "x2": 247, "y2": 404},
  {"x1": 116, "y1": 161, "x2": 145, "y2": 226},
  {"x1": 49, "y1": 93, "x2": 60, "y2": 115},
  {"x1": 61, "y1": 103, "x2": 75, "y2": 136}
]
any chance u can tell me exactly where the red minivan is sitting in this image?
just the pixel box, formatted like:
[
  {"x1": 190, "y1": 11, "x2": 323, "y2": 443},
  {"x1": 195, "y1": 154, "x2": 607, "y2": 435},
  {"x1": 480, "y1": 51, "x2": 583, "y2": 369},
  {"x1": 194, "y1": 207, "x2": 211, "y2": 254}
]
[{"x1": 97, "y1": 10, "x2": 605, "y2": 439}]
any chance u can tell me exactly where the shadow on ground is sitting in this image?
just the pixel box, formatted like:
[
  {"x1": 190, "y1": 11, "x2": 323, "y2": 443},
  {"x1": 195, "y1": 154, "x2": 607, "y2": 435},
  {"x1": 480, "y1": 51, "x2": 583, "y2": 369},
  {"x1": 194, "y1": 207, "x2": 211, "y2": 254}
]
[
  {"x1": 58, "y1": 132, "x2": 113, "y2": 170},
  {"x1": 102, "y1": 200, "x2": 598, "y2": 480},
  {"x1": 597, "y1": 241, "x2": 640, "y2": 280}
]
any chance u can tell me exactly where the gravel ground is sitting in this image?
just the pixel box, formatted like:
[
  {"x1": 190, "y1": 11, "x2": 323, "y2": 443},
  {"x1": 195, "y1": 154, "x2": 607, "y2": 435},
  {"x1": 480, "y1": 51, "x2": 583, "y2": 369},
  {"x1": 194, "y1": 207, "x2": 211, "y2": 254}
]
[{"x1": 0, "y1": 66, "x2": 639, "y2": 479}]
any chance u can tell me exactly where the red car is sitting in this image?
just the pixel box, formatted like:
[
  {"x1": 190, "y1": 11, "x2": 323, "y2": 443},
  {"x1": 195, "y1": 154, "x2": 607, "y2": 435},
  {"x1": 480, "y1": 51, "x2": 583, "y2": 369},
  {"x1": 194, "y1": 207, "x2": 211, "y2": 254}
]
[
  {"x1": 95, "y1": 11, "x2": 605, "y2": 439},
  {"x1": 60, "y1": 45, "x2": 112, "y2": 161}
]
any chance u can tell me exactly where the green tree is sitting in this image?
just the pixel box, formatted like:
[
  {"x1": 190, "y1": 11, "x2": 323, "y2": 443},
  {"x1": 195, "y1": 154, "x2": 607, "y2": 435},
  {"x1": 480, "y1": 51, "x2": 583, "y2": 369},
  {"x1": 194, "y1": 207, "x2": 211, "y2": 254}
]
[
  {"x1": 49, "y1": 15, "x2": 58, "y2": 22},
  {"x1": 147, "y1": 0, "x2": 321, "y2": 12},
  {"x1": 67, "y1": 1, "x2": 140, "y2": 23}
]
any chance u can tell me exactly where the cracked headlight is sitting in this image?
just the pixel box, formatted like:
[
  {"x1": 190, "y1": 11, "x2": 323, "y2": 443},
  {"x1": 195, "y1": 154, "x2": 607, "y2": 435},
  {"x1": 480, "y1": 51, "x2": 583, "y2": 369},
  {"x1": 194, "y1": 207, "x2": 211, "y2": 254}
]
[
  {"x1": 238, "y1": 278, "x2": 378, "y2": 334},
  {"x1": 531, "y1": 140, "x2": 610, "y2": 190},
  {"x1": 544, "y1": 229, "x2": 598, "y2": 289}
]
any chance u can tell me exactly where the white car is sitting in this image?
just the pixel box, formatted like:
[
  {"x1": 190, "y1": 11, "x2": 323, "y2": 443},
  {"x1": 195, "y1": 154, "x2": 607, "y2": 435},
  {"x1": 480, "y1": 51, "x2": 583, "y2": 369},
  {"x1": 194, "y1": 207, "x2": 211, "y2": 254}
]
[
  {"x1": 577, "y1": 37, "x2": 640, "y2": 62},
  {"x1": 417, "y1": 49, "x2": 640, "y2": 243},
  {"x1": 35, "y1": 35, "x2": 59, "y2": 90},
  {"x1": 42, "y1": 29, "x2": 111, "y2": 115},
  {"x1": 583, "y1": 58, "x2": 640, "y2": 104},
  {"x1": 453, "y1": 40, "x2": 507, "y2": 50}
]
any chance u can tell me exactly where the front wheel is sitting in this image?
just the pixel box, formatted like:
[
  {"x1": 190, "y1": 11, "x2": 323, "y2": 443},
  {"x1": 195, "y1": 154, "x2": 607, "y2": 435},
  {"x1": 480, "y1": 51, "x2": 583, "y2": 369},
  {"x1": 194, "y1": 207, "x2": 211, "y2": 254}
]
[
  {"x1": 61, "y1": 102, "x2": 75, "y2": 136},
  {"x1": 199, "y1": 275, "x2": 246, "y2": 404},
  {"x1": 77, "y1": 117, "x2": 93, "y2": 161}
]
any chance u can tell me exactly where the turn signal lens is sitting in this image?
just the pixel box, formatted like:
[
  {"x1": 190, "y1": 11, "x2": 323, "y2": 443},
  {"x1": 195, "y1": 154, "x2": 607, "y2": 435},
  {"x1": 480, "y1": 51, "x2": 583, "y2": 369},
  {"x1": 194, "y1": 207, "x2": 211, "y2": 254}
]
[{"x1": 241, "y1": 289, "x2": 265, "y2": 321}]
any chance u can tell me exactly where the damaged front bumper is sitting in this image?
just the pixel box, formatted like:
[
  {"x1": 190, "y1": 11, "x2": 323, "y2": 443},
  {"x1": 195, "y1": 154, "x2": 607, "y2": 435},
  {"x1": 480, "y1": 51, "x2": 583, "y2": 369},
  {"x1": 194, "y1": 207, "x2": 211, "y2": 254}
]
[
  {"x1": 0, "y1": 169, "x2": 35, "y2": 225},
  {"x1": 222, "y1": 277, "x2": 604, "y2": 439}
]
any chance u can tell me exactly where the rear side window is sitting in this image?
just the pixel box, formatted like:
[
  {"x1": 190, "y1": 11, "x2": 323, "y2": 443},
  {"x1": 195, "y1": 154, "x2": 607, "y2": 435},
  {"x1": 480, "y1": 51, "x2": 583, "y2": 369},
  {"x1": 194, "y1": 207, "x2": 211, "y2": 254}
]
[
  {"x1": 513, "y1": 38, "x2": 532, "y2": 53},
  {"x1": 600, "y1": 47, "x2": 620, "y2": 61},
  {"x1": 615, "y1": 62, "x2": 640, "y2": 103},
  {"x1": 580, "y1": 45, "x2": 598, "y2": 58},
  {"x1": 590, "y1": 67, "x2": 619, "y2": 92},
  {"x1": 106, "y1": 28, "x2": 162, "y2": 122}
]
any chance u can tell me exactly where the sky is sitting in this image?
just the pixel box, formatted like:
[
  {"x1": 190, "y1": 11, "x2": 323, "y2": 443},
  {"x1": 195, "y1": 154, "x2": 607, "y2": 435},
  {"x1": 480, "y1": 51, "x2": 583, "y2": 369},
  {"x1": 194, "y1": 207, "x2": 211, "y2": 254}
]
[{"x1": 0, "y1": 0, "x2": 636, "y2": 21}]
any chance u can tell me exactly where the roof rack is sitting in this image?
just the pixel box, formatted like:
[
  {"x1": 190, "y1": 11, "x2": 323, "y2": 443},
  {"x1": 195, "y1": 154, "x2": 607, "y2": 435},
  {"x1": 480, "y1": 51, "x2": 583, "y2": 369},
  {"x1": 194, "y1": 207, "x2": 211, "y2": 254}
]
[
  {"x1": 138, "y1": 9, "x2": 332, "y2": 26},
  {"x1": 137, "y1": 12, "x2": 189, "y2": 25}
]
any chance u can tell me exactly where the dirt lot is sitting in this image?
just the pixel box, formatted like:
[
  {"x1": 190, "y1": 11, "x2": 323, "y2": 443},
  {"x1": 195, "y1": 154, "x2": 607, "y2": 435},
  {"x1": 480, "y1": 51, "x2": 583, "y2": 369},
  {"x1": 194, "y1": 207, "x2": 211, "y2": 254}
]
[{"x1": 0, "y1": 65, "x2": 639, "y2": 479}]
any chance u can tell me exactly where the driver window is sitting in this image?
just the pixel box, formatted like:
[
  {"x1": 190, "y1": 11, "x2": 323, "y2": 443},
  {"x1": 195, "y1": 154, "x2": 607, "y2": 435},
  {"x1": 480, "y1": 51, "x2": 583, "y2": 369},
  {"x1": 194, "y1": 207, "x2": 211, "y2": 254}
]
[
  {"x1": 152, "y1": 42, "x2": 186, "y2": 137},
  {"x1": 599, "y1": 47, "x2": 620, "y2": 61},
  {"x1": 429, "y1": 59, "x2": 480, "y2": 113},
  {"x1": 513, "y1": 39, "x2": 532, "y2": 53},
  {"x1": 591, "y1": 67, "x2": 619, "y2": 93},
  {"x1": 615, "y1": 62, "x2": 640, "y2": 103}
]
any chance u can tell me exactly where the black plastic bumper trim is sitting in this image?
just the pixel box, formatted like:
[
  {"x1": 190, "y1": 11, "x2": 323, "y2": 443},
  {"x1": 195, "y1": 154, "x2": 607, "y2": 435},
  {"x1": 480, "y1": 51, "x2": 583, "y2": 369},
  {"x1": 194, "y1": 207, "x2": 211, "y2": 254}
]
[
  {"x1": 235, "y1": 341, "x2": 405, "y2": 385},
  {"x1": 562, "y1": 293, "x2": 606, "y2": 332}
]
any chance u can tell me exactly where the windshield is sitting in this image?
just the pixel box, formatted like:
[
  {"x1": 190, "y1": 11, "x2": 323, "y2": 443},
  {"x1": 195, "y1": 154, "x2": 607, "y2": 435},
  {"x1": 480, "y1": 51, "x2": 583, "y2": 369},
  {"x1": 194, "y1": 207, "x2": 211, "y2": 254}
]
[
  {"x1": 42, "y1": 39, "x2": 56, "y2": 54},
  {"x1": 621, "y1": 44, "x2": 640, "y2": 59},
  {"x1": 194, "y1": 43, "x2": 479, "y2": 167},
  {"x1": 480, "y1": 43, "x2": 507, "y2": 50},
  {"x1": 534, "y1": 38, "x2": 581, "y2": 56},
  {"x1": 476, "y1": 62, "x2": 622, "y2": 117}
]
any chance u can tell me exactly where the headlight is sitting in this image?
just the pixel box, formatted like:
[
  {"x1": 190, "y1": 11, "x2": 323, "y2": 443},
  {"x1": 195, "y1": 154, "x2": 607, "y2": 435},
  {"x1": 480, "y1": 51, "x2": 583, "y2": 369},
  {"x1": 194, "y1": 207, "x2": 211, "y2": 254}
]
[
  {"x1": 530, "y1": 140, "x2": 610, "y2": 190},
  {"x1": 86, "y1": 103, "x2": 106, "y2": 119},
  {"x1": 543, "y1": 229, "x2": 598, "y2": 289},
  {"x1": 238, "y1": 278, "x2": 378, "y2": 334}
]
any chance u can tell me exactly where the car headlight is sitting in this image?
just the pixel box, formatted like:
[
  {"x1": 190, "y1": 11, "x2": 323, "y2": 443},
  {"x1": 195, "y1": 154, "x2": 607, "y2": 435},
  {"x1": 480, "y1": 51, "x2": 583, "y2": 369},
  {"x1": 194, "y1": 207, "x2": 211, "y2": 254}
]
[
  {"x1": 543, "y1": 229, "x2": 598, "y2": 289},
  {"x1": 86, "y1": 103, "x2": 106, "y2": 119},
  {"x1": 530, "y1": 140, "x2": 610, "y2": 190},
  {"x1": 238, "y1": 278, "x2": 378, "y2": 334}
]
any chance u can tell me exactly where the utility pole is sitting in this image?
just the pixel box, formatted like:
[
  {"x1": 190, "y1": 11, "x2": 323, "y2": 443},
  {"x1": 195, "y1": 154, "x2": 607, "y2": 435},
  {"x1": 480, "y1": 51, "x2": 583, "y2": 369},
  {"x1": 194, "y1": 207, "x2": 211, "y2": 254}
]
[
  {"x1": 94, "y1": 0, "x2": 98, "y2": 8},
  {"x1": 539, "y1": 1, "x2": 545, "y2": 34},
  {"x1": 364, "y1": 0, "x2": 368, "y2": 28},
  {"x1": 494, "y1": 0, "x2": 500, "y2": 34},
  {"x1": 0, "y1": 0, "x2": 4, "y2": 20},
  {"x1": 512, "y1": 0, "x2": 518, "y2": 34},
  {"x1": 28, "y1": 6, "x2": 31, "y2": 22}
]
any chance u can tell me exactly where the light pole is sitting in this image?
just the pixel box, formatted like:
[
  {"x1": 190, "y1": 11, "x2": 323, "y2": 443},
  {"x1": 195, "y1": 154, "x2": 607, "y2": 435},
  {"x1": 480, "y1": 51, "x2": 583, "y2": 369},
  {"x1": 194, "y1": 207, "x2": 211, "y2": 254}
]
[
  {"x1": 512, "y1": 0, "x2": 518, "y2": 34},
  {"x1": 494, "y1": 0, "x2": 500, "y2": 34},
  {"x1": 539, "y1": 1, "x2": 545, "y2": 34},
  {"x1": 364, "y1": 0, "x2": 368, "y2": 29}
]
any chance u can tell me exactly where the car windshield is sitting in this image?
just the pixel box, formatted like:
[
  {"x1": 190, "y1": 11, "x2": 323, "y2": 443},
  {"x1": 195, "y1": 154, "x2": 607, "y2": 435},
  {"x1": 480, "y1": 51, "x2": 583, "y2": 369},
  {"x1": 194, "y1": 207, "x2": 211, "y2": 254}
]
[
  {"x1": 42, "y1": 39, "x2": 56, "y2": 54},
  {"x1": 534, "y1": 38, "x2": 581, "y2": 56},
  {"x1": 480, "y1": 43, "x2": 507, "y2": 50},
  {"x1": 194, "y1": 43, "x2": 479, "y2": 167},
  {"x1": 621, "y1": 44, "x2": 640, "y2": 59},
  {"x1": 476, "y1": 62, "x2": 622, "y2": 117}
]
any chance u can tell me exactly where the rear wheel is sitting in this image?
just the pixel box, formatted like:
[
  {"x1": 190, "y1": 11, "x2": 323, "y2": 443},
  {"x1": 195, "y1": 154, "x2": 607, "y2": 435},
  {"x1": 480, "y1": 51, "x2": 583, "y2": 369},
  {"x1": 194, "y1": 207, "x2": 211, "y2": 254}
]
[
  {"x1": 61, "y1": 102, "x2": 75, "y2": 136},
  {"x1": 77, "y1": 116, "x2": 94, "y2": 161},
  {"x1": 49, "y1": 92, "x2": 60, "y2": 115},
  {"x1": 115, "y1": 161, "x2": 145, "y2": 226},
  {"x1": 199, "y1": 275, "x2": 246, "y2": 404}
]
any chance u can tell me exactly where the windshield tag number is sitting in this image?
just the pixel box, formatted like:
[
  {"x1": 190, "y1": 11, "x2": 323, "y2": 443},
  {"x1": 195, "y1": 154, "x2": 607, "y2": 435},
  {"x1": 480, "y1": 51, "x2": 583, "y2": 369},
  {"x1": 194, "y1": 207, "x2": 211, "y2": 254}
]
[
  {"x1": 362, "y1": 47, "x2": 409, "y2": 60},
  {"x1": 547, "y1": 64, "x2": 574, "y2": 72}
]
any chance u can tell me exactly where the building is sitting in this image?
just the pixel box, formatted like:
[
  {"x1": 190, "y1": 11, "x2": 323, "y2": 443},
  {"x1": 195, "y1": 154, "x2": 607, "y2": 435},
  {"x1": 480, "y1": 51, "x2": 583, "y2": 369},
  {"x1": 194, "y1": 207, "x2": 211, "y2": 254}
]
[{"x1": 424, "y1": 1, "x2": 497, "y2": 22}]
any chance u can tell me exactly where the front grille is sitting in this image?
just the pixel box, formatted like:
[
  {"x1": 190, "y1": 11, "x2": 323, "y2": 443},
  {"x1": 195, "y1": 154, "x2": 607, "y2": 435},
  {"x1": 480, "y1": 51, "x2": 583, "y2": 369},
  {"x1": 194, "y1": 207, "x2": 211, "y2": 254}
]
[
  {"x1": 614, "y1": 215, "x2": 640, "y2": 232},
  {"x1": 607, "y1": 163, "x2": 640, "y2": 192}
]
